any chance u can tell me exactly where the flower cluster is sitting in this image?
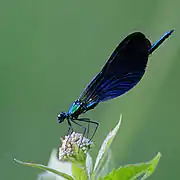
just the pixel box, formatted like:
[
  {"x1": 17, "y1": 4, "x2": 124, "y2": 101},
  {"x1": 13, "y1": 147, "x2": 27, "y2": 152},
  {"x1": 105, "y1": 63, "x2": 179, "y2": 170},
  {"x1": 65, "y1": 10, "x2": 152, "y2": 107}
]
[{"x1": 59, "y1": 132, "x2": 93, "y2": 161}]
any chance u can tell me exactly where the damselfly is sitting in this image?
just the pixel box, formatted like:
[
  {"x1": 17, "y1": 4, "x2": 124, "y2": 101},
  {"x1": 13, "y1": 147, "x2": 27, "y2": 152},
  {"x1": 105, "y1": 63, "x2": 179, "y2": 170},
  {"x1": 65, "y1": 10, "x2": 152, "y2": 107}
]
[{"x1": 57, "y1": 30, "x2": 174, "y2": 139}]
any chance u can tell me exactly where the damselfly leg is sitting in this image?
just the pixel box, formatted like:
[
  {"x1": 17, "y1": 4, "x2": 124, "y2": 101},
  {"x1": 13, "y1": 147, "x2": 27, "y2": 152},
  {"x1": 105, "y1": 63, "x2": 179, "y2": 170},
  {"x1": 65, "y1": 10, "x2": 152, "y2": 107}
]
[
  {"x1": 76, "y1": 118, "x2": 99, "y2": 141},
  {"x1": 71, "y1": 119, "x2": 87, "y2": 147},
  {"x1": 66, "y1": 119, "x2": 74, "y2": 142}
]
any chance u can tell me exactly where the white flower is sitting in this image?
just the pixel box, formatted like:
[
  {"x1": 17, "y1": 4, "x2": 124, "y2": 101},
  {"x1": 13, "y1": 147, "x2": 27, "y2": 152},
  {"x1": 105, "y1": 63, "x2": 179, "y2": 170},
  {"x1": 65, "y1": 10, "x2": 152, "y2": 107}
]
[{"x1": 59, "y1": 132, "x2": 93, "y2": 161}]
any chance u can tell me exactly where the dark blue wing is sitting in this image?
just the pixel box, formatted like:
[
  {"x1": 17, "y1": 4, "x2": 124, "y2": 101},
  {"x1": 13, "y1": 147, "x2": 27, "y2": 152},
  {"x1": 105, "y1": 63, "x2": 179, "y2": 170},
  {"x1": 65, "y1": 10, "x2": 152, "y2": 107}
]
[
  {"x1": 79, "y1": 32, "x2": 151, "y2": 107},
  {"x1": 95, "y1": 72, "x2": 145, "y2": 102}
]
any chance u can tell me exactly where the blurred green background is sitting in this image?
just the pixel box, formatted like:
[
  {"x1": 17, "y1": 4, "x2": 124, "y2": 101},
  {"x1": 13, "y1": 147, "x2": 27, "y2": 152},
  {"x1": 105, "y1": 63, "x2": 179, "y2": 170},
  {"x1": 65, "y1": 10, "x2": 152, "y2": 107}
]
[{"x1": 0, "y1": 0, "x2": 179, "y2": 179}]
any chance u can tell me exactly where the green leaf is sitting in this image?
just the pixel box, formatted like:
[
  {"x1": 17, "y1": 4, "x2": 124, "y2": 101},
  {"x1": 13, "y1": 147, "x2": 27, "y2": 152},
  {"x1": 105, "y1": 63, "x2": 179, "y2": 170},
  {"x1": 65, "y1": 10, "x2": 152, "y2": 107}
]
[
  {"x1": 14, "y1": 158, "x2": 74, "y2": 180},
  {"x1": 140, "y1": 152, "x2": 161, "y2": 180},
  {"x1": 92, "y1": 115, "x2": 122, "y2": 179},
  {"x1": 71, "y1": 145, "x2": 89, "y2": 180},
  {"x1": 98, "y1": 149, "x2": 113, "y2": 178},
  {"x1": 72, "y1": 162, "x2": 88, "y2": 180},
  {"x1": 86, "y1": 153, "x2": 93, "y2": 179},
  {"x1": 101, "y1": 152, "x2": 161, "y2": 180}
]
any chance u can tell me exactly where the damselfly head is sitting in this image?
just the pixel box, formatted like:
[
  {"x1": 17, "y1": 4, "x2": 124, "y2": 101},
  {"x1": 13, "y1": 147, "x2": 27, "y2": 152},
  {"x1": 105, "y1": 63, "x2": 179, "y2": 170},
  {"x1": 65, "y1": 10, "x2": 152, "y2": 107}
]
[{"x1": 57, "y1": 112, "x2": 66, "y2": 123}]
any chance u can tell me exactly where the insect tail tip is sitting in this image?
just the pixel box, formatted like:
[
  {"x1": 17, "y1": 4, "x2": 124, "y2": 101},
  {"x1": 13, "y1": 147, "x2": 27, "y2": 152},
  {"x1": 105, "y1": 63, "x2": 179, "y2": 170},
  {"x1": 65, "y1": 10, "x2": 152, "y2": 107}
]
[{"x1": 169, "y1": 29, "x2": 175, "y2": 34}]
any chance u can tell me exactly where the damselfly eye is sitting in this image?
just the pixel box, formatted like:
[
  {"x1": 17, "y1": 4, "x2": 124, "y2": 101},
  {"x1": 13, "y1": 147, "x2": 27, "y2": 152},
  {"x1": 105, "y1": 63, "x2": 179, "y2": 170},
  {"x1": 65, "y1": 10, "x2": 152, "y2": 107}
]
[{"x1": 57, "y1": 112, "x2": 66, "y2": 123}]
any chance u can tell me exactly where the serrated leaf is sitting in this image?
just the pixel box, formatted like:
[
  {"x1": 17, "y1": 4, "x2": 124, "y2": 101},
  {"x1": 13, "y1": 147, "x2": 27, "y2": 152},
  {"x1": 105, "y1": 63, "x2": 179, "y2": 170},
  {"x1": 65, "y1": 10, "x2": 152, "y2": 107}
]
[
  {"x1": 101, "y1": 152, "x2": 161, "y2": 180},
  {"x1": 93, "y1": 115, "x2": 122, "y2": 178},
  {"x1": 14, "y1": 158, "x2": 74, "y2": 180},
  {"x1": 86, "y1": 153, "x2": 93, "y2": 179},
  {"x1": 140, "y1": 152, "x2": 161, "y2": 180}
]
